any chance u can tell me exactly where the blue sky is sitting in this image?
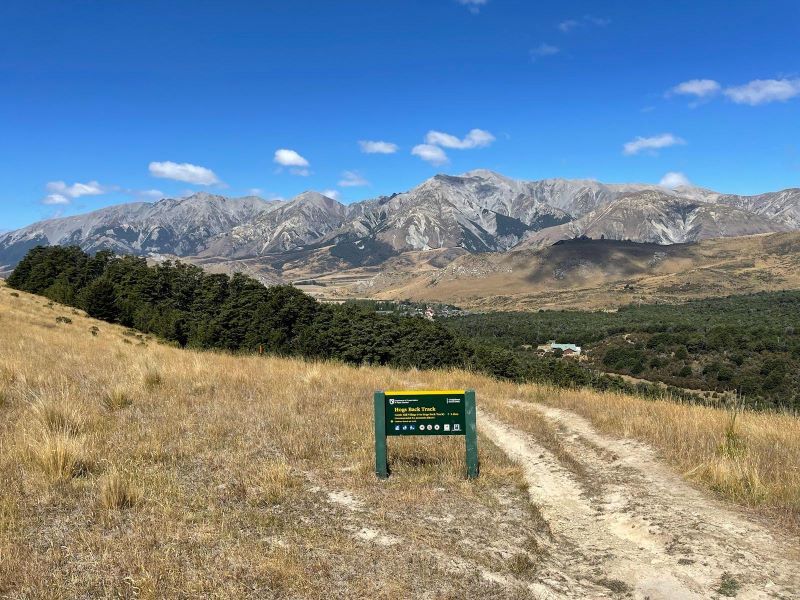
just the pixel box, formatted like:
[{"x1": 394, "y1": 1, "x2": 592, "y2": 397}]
[{"x1": 1, "y1": 0, "x2": 799, "y2": 230}]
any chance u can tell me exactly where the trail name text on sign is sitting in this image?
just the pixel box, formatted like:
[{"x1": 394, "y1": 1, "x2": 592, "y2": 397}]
[{"x1": 373, "y1": 389, "x2": 478, "y2": 479}]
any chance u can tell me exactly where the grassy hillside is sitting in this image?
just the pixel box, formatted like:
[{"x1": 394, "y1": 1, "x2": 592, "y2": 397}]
[
  {"x1": 366, "y1": 232, "x2": 800, "y2": 310},
  {"x1": 0, "y1": 282, "x2": 544, "y2": 598},
  {"x1": 1, "y1": 282, "x2": 799, "y2": 597}
]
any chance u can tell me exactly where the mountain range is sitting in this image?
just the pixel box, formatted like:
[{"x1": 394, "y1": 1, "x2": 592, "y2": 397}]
[{"x1": 2, "y1": 170, "x2": 799, "y2": 276}]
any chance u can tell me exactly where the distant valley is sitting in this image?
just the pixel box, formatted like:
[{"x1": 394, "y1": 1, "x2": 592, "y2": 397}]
[{"x1": 363, "y1": 231, "x2": 800, "y2": 310}]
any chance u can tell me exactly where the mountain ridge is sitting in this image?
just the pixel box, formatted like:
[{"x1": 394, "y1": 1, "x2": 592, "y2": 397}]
[{"x1": 2, "y1": 171, "x2": 799, "y2": 274}]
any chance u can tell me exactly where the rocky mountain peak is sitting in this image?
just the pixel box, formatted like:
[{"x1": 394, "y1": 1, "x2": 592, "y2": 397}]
[
  {"x1": 2, "y1": 171, "x2": 799, "y2": 274},
  {"x1": 291, "y1": 191, "x2": 344, "y2": 212}
]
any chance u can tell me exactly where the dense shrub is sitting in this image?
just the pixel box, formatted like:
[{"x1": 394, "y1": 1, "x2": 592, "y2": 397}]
[
  {"x1": 8, "y1": 246, "x2": 467, "y2": 374},
  {"x1": 443, "y1": 291, "x2": 800, "y2": 411}
]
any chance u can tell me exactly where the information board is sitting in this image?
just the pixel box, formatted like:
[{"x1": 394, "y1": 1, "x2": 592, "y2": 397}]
[
  {"x1": 373, "y1": 389, "x2": 479, "y2": 479},
  {"x1": 384, "y1": 390, "x2": 466, "y2": 436}
]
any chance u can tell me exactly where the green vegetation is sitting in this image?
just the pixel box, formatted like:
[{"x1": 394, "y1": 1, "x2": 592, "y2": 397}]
[
  {"x1": 15, "y1": 245, "x2": 792, "y2": 409},
  {"x1": 717, "y1": 572, "x2": 740, "y2": 597},
  {"x1": 443, "y1": 294, "x2": 800, "y2": 411},
  {"x1": 8, "y1": 246, "x2": 466, "y2": 372}
]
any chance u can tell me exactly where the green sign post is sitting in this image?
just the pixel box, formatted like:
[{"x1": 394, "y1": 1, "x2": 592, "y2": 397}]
[{"x1": 373, "y1": 389, "x2": 478, "y2": 479}]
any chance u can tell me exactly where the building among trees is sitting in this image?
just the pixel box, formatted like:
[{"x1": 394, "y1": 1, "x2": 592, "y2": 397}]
[{"x1": 536, "y1": 340, "x2": 582, "y2": 357}]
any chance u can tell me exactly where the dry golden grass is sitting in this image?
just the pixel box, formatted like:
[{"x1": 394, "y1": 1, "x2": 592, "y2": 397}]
[
  {"x1": 99, "y1": 469, "x2": 141, "y2": 510},
  {"x1": 497, "y1": 384, "x2": 800, "y2": 525},
  {"x1": 1, "y1": 281, "x2": 798, "y2": 597},
  {"x1": 0, "y1": 283, "x2": 544, "y2": 598},
  {"x1": 101, "y1": 387, "x2": 133, "y2": 411}
]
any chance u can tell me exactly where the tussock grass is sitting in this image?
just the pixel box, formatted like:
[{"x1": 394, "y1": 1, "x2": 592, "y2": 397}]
[
  {"x1": 142, "y1": 368, "x2": 162, "y2": 390},
  {"x1": 30, "y1": 396, "x2": 85, "y2": 436},
  {"x1": 101, "y1": 387, "x2": 132, "y2": 411},
  {"x1": 28, "y1": 431, "x2": 94, "y2": 482},
  {"x1": 100, "y1": 469, "x2": 140, "y2": 510},
  {"x1": 1, "y1": 281, "x2": 798, "y2": 597},
  {"x1": 506, "y1": 552, "x2": 537, "y2": 577},
  {"x1": 0, "y1": 284, "x2": 541, "y2": 598}
]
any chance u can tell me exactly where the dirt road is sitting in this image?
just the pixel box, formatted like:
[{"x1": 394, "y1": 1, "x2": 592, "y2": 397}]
[{"x1": 480, "y1": 403, "x2": 800, "y2": 599}]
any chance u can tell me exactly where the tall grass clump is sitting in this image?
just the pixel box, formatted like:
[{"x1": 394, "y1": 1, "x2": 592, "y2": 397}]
[
  {"x1": 102, "y1": 387, "x2": 133, "y2": 411},
  {"x1": 30, "y1": 397, "x2": 84, "y2": 437},
  {"x1": 100, "y1": 470, "x2": 140, "y2": 510},
  {"x1": 142, "y1": 369, "x2": 162, "y2": 390},
  {"x1": 29, "y1": 431, "x2": 94, "y2": 482}
]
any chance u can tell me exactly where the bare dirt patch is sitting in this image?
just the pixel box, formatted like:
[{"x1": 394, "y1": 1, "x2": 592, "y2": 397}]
[{"x1": 480, "y1": 403, "x2": 800, "y2": 598}]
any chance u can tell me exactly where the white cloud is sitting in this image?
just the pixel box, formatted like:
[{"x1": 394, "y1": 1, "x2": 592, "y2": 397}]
[
  {"x1": 46, "y1": 180, "x2": 108, "y2": 198},
  {"x1": 425, "y1": 128, "x2": 495, "y2": 149},
  {"x1": 247, "y1": 188, "x2": 263, "y2": 196},
  {"x1": 558, "y1": 19, "x2": 579, "y2": 32},
  {"x1": 559, "y1": 15, "x2": 610, "y2": 32},
  {"x1": 42, "y1": 193, "x2": 70, "y2": 205},
  {"x1": 457, "y1": 0, "x2": 487, "y2": 14},
  {"x1": 273, "y1": 148, "x2": 310, "y2": 168},
  {"x1": 724, "y1": 78, "x2": 800, "y2": 106},
  {"x1": 41, "y1": 179, "x2": 113, "y2": 205},
  {"x1": 149, "y1": 161, "x2": 220, "y2": 185},
  {"x1": 338, "y1": 171, "x2": 369, "y2": 187},
  {"x1": 623, "y1": 133, "x2": 686, "y2": 156},
  {"x1": 322, "y1": 189, "x2": 341, "y2": 201},
  {"x1": 274, "y1": 149, "x2": 311, "y2": 175},
  {"x1": 670, "y1": 79, "x2": 721, "y2": 98},
  {"x1": 359, "y1": 140, "x2": 398, "y2": 154},
  {"x1": 659, "y1": 172, "x2": 691, "y2": 188},
  {"x1": 530, "y1": 43, "x2": 559, "y2": 60},
  {"x1": 137, "y1": 189, "x2": 164, "y2": 200},
  {"x1": 412, "y1": 144, "x2": 449, "y2": 166}
]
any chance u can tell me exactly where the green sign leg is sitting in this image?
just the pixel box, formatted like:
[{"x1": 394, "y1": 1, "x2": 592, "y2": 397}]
[
  {"x1": 374, "y1": 391, "x2": 388, "y2": 479},
  {"x1": 465, "y1": 389, "x2": 479, "y2": 479}
]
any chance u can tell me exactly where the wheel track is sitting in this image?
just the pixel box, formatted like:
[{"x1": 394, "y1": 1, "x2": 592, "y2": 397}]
[{"x1": 480, "y1": 404, "x2": 800, "y2": 599}]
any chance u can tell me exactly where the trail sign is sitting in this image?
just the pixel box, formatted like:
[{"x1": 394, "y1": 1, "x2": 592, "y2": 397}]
[
  {"x1": 373, "y1": 389, "x2": 478, "y2": 479},
  {"x1": 385, "y1": 390, "x2": 466, "y2": 436}
]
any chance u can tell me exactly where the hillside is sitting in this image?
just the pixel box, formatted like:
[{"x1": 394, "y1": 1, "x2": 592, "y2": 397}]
[
  {"x1": 1, "y1": 283, "x2": 799, "y2": 598},
  {"x1": 364, "y1": 231, "x2": 800, "y2": 310}
]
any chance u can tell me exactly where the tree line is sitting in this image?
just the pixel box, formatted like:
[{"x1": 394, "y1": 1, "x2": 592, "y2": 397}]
[
  {"x1": 7, "y1": 245, "x2": 721, "y2": 406},
  {"x1": 443, "y1": 294, "x2": 800, "y2": 411}
]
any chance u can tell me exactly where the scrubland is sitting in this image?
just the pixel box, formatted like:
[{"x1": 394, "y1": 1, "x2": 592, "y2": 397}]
[{"x1": 1, "y1": 282, "x2": 798, "y2": 598}]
